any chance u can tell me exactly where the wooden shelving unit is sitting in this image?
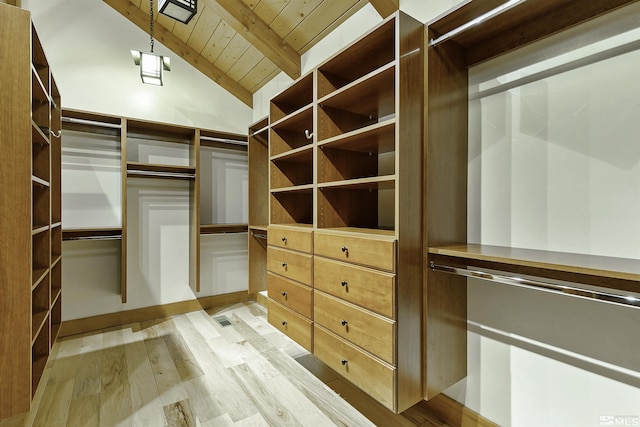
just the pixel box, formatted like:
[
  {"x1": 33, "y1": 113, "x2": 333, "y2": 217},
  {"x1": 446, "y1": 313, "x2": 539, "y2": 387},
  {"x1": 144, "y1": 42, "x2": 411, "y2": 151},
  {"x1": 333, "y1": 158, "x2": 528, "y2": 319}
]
[
  {"x1": 257, "y1": 12, "x2": 456, "y2": 413},
  {"x1": 0, "y1": 4, "x2": 62, "y2": 418},
  {"x1": 61, "y1": 108, "x2": 248, "y2": 299},
  {"x1": 248, "y1": 118, "x2": 269, "y2": 294}
]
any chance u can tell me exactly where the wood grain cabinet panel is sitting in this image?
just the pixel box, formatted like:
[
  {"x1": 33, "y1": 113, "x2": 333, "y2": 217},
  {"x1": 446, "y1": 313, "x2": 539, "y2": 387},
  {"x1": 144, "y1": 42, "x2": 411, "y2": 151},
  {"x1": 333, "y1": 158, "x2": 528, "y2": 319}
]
[
  {"x1": 314, "y1": 256, "x2": 395, "y2": 318},
  {"x1": 314, "y1": 291, "x2": 395, "y2": 364},
  {"x1": 314, "y1": 325, "x2": 396, "y2": 412},
  {"x1": 267, "y1": 246, "x2": 313, "y2": 286},
  {"x1": 267, "y1": 225, "x2": 313, "y2": 253},
  {"x1": 267, "y1": 272, "x2": 313, "y2": 318},
  {"x1": 267, "y1": 299, "x2": 312, "y2": 352},
  {"x1": 314, "y1": 230, "x2": 396, "y2": 272}
]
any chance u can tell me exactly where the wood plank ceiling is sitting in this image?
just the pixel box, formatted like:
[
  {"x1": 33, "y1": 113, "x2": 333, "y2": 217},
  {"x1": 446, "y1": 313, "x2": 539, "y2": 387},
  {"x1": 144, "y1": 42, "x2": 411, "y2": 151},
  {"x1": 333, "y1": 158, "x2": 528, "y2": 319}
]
[{"x1": 104, "y1": 0, "x2": 399, "y2": 107}]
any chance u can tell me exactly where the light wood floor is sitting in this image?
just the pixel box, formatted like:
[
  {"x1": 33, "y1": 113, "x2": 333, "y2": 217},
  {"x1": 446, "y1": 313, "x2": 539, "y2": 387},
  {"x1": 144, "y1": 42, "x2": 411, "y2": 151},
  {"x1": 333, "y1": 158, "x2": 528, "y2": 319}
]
[{"x1": 0, "y1": 301, "x2": 448, "y2": 427}]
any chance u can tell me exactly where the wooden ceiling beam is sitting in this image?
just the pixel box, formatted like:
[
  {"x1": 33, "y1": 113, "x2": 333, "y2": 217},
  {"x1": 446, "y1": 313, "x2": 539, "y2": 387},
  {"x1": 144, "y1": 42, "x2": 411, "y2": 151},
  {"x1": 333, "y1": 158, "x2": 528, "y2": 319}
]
[
  {"x1": 103, "y1": 0, "x2": 253, "y2": 107},
  {"x1": 369, "y1": 0, "x2": 398, "y2": 18},
  {"x1": 204, "y1": 0, "x2": 301, "y2": 79}
]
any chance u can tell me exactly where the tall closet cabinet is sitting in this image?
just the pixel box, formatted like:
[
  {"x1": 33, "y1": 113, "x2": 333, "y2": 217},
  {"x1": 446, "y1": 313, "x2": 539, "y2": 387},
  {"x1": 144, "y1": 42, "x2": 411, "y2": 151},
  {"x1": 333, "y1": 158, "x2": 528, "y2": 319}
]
[
  {"x1": 251, "y1": 11, "x2": 468, "y2": 413},
  {"x1": 0, "y1": 4, "x2": 62, "y2": 418}
]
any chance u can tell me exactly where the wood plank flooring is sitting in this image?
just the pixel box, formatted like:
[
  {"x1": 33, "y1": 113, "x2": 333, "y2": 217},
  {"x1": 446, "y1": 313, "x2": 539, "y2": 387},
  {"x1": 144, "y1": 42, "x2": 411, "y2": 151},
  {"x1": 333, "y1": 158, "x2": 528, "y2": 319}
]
[{"x1": 0, "y1": 301, "x2": 448, "y2": 427}]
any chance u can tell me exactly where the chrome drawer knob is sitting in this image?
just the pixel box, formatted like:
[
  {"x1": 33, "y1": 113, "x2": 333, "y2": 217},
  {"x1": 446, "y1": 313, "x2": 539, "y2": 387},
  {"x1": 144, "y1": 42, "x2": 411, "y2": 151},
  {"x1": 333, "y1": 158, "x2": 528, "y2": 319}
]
[
  {"x1": 341, "y1": 359, "x2": 348, "y2": 366},
  {"x1": 282, "y1": 262, "x2": 287, "y2": 268},
  {"x1": 341, "y1": 281, "x2": 347, "y2": 287},
  {"x1": 281, "y1": 237, "x2": 287, "y2": 242},
  {"x1": 282, "y1": 321, "x2": 287, "y2": 326},
  {"x1": 341, "y1": 246, "x2": 348, "y2": 253},
  {"x1": 281, "y1": 292, "x2": 287, "y2": 297},
  {"x1": 341, "y1": 320, "x2": 348, "y2": 326}
]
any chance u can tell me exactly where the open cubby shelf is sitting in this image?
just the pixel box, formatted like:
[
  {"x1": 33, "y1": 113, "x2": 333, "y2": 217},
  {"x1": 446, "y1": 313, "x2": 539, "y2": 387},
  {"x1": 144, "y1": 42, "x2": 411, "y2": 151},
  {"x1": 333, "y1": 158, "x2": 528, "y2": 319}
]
[
  {"x1": 270, "y1": 105, "x2": 314, "y2": 157},
  {"x1": 270, "y1": 73, "x2": 314, "y2": 123},
  {"x1": 317, "y1": 18, "x2": 395, "y2": 99},
  {"x1": 270, "y1": 146, "x2": 314, "y2": 189}
]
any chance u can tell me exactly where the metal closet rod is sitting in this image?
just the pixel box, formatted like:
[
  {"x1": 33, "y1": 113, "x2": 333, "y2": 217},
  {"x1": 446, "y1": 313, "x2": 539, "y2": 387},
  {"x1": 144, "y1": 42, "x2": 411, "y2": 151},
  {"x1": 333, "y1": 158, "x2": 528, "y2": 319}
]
[
  {"x1": 430, "y1": 261, "x2": 640, "y2": 309},
  {"x1": 63, "y1": 235, "x2": 122, "y2": 241},
  {"x1": 62, "y1": 116, "x2": 122, "y2": 129},
  {"x1": 200, "y1": 135, "x2": 248, "y2": 146}
]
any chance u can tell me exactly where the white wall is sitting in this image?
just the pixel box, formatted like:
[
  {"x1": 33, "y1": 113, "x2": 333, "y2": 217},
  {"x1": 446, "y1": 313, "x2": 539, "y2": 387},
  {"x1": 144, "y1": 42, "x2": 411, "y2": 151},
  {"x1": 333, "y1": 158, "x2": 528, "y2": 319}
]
[{"x1": 24, "y1": 0, "x2": 252, "y2": 133}]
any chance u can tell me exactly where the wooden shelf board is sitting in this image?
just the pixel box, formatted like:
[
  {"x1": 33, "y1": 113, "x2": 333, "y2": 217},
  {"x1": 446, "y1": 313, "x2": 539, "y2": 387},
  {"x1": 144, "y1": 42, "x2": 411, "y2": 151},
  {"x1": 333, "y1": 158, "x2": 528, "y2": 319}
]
[
  {"x1": 270, "y1": 184, "x2": 315, "y2": 194},
  {"x1": 31, "y1": 175, "x2": 50, "y2": 188},
  {"x1": 270, "y1": 104, "x2": 314, "y2": 130},
  {"x1": 32, "y1": 224, "x2": 49, "y2": 235},
  {"x1": 31, "y1": 121, "x2": 50, "y2": 145},
  {"x1": 319, "y1": 64, "x2": 395, "y2": 115},
  {"x1": 51, "y1": 288, "x2": 62, "y2": 306},
  {"x1": 318, "y1": 119, "x2": 396, "y2": 152},
  {"x1": 127, "y1": 162, "x2": 195, "y2": 180},
  {"x1": 200, "y1": 224, "x2": 249, "y2": 234},
  {"x1": 428, "y1": 244, "x2": 640, "y2": 282},
  {"x1": 317, "y1": 226, "x2": 396, "y2": 238},
  {"x1": 249, "y1": 225, "x2": 269, "y2": 232},
  {"x1": 32, "y1": 268, "x2": 49, "y2": 290},
  {"x1": 31, "y1": 311, "x2": 48, "y2": 343},
  {"x1": 318, "y1": 62, "x2": 395, "y2": 105},
  {"x1": 30, "y1": 66, "x2": 49, "y2": 103},
  {"x1": 51, "y1": 222, "x2": 62, "y2": 229},
  {"x1": 318, "y1": 175, "x2": 395, "y2": 190},
  {"x1": 51, "y1": 255, "x2": 62, "y2": 268},
  {"x1": 270, "y1": 223, "x2": 313, "y2": 229},
  {"x1": 270, "y1": 144, "x2": 314, "y2": 162}
]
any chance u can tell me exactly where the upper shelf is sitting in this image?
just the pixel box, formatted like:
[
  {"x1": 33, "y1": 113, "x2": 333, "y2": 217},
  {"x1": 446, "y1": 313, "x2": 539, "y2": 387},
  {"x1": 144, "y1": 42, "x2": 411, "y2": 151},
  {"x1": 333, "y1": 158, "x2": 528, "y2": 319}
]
[
  {"x1": 428, "y1": 244, "x2": 640, "y2": 283},
  {"x1": 317, "y1": 17, "x2": 395, "y2": 99},
  {"x1": 270, "y1": 73, "x2": 314, "y2": 123},
  {"x1": 126, "y1": 162, "x2": 195, "y2": 180}
]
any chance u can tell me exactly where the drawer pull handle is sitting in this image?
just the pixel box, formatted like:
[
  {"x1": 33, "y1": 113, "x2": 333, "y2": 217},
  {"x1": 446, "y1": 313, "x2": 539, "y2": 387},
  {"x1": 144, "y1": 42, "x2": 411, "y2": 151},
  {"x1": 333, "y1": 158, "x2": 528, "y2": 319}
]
[
  {"x1": 341, "y1": 246, "x2": 348, "y2": 253},
  {"x1": 341, "y1": 320, "x2": 348, "y2": 326},
  {"x1": 281, "y1": 237, "x2": 287, "y2": 242},
  {"x1": 341, "y1": 359, "x2": 348, "y2": 366},
  {"x1": 282, "y1": 321, "x2": 287, "y2": 326},
  {"x1": 282, "y1": 262, "x2": 287, "y2": 268},
  {"x1": 281, "y1": 292, "x2": 287, "y2": 297},
  {"x1": 341, "y1": 281, "x2": 347, "y2": 287}
]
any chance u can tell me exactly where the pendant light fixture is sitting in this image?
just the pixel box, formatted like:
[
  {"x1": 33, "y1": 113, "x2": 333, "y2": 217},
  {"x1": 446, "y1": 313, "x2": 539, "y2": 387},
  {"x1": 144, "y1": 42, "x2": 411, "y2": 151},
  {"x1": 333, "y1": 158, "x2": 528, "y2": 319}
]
[
  {"x1": 131, "y1": 0, "x2": 170, "y2": 86},
  {"x1": 158, "y1": 0, "x2": 197, "y2": 24}
]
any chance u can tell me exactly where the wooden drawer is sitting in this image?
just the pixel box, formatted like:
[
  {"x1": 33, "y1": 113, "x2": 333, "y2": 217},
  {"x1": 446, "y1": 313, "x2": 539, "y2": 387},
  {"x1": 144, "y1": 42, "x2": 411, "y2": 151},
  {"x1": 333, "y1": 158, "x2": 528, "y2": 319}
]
[
  {"x1": 267, "y1": 246, "x2": 312, "y2": 286},
  {"x1": 314, "y1": 230, "x2": 396, "y2": 272},
  {"x1": 314, "y1": 256, "x2": 395, "y2": 318},
  {"x1": 314, "y1": 325, "x2": 395, "y2": 412},
  {"x1": 267, "y1": 225, "x2": 313, "y2": 253},
  {"x1": 267, "y1": 299, "x2": 312, "y2": 352},
  {"x1": 314, "y1": 291, "x2": 395, "y2": 365},
  {"x1": 267, "y1": 272, "x2": 312, "y2": 318}
]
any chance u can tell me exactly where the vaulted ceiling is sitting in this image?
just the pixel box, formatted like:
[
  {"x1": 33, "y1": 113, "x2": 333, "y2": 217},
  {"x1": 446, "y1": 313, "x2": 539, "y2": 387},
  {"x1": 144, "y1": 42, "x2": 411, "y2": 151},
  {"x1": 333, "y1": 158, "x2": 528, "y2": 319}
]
[{"x1": 104, "y1": 0, "x2": 399, "y2": 107}]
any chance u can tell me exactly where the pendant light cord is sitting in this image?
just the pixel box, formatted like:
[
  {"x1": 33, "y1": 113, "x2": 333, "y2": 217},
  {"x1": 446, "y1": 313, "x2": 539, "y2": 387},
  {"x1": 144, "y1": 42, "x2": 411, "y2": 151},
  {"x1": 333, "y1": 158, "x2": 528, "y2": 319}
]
[{"x1": 149, "y1": 0, "x2": 155, "y2": 53}]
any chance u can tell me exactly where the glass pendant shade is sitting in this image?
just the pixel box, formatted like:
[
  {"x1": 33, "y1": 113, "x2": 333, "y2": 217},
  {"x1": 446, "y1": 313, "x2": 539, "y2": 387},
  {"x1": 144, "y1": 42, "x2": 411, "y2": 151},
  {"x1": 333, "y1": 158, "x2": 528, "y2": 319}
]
[
  {"x1": 131, "y1": 51, "x2": 171, "y2": 86},
  {"x1": 158, "y1": 0, "x2": 197, "y2": 24}
]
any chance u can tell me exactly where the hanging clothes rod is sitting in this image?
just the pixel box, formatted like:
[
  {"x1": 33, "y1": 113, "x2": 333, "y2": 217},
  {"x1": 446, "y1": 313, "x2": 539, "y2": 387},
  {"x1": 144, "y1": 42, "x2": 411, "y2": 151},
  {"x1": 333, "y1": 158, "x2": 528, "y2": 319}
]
[
  {"x1": 430, "y1": 261, "x2": 640, "y2": 309},
  {"x1": 200, "y1": 135, "x2": 248, "y2": 146},
  {"x1": 248, "y1": 125, "x2": 269, "y2": 138},
  {"x1": 63, "y1": 235, "x2": 122, "y2": 241},
  {"x1": 127, "y1": 170, "x2": 195, "y2": 179},
  {"x1": 62, "y1": 116, "x2": 122, "y2": 129}
]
